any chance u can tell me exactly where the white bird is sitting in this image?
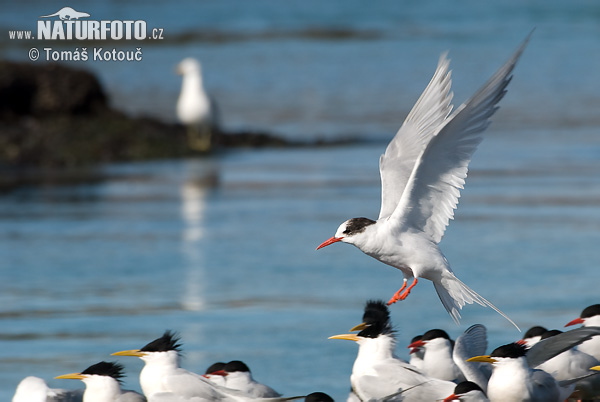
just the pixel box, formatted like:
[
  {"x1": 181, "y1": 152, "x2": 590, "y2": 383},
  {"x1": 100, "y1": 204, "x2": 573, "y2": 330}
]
[
  {"x1": 111, "y1": 331, "x2": 221, "y2": 400},
  {"x1": 203, "y1": 362, "x2": 227, "y2": 387},
  {"x1": 211, "y1": 361, "x2": 281, "y2": 398},
  {"x1": 316, "y1": 33, "x2": 533, "y2": 329},
  {"x1": 407, "y1": 335, "x2": 425, "y2": 371},
  {"x1": 565, "y1": 304, "x2": 600, "y2": 360},
  {"x1": 176, "y1": 57, "x2": 215, "y2": 152},
  {"x1": 329, "y1": 300, "x2": 456, "y2": 401},
  {"x1": 12, "y1": 376, "x2": 84, "y2": 402},
  {"x1": 517, "y1": 326, "x2": 548, "y2": 349},
  {"x1": 468, "y1": 343, "x2": 564, "y2": 402},
  {"x1": 407, "y1": 329, "x2": 465, "y2": 383},
  {"x1": 467, "y1": 327, "x2": 600, "y2": 402},
  {"x1": 443, "y1": 381, "x2": 489, "y2": 402},
  {"x1": 55, "y1": 361, "x2": 146, "y2": 402}
]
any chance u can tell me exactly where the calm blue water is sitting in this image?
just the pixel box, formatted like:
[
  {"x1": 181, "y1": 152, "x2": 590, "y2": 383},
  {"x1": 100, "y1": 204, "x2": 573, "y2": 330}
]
[{"x1": 2, "y1": 1, "x2": 600, "y2": 400}]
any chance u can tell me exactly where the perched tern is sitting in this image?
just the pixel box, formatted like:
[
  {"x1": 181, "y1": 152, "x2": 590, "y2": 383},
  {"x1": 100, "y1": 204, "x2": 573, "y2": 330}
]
[
  {"x1": 316, "y1": 33, "x2": 533, "y2": 329},
  {"x1": 55, "y1": 361, "x2": 146, "y2": 402},
  {"x1": 467, "y1": 343, "x2": 564, "y2": 402},
  {"x1": 443, "y1": 381, "x2": 489, "y2": 402},
  {"x1": 176, "y1": 57, "x2": 215, "y2": 152},
  {"x1": 12, "y1": 376, "x2": 84, "y2": 402},
  {"x1": 211, "y1": 360, "x2": 281, "y2": 398},
  {"x1": 565, "y1": 304, "x2": 600, "y2": 360},
  {"x1": 407, "y1": 335, "x2": 425, "y2": 370},
  {"x1": 203, "y1": 362, "x2": 227, "y2": 386},
  {"x1": 517, "y1": 326, "x2": 547, "y2": 348},
  {"x1": 111, "y1": 331, "x2": 220, "y2": 400},
  {"x1": 408, "y1": 329, "x2": 465, "y2": 382},
  {"x1": 330, "y1": 300, "x2": 456, "y2": 401},
  {"x1": 468, "y1": 327, "x2": 600, "y2": 402}
]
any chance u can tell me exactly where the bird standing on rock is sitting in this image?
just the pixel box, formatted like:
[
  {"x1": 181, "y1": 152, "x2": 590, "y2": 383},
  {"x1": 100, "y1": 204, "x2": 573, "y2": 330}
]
[
  {"x1": 176, "y1": 57, "x2": 216, "y2": 152},
  {"x1": 317, "y1": 33, "x2": 533, "y2": 329}
]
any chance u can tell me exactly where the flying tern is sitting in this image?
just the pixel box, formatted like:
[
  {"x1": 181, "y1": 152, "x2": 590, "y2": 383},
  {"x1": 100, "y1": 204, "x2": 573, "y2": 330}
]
[{"x1": 317, "y1": 33, "x2": 533, "y2": 329}]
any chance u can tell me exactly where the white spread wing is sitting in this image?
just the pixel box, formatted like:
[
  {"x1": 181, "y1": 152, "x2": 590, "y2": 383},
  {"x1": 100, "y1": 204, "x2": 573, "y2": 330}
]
[
  {"x1": 391, "y1": 32, "x2": 532, "y2": 243},
  {"x1": 378, "y1": 53, "x2": 454, "y2": 219}
]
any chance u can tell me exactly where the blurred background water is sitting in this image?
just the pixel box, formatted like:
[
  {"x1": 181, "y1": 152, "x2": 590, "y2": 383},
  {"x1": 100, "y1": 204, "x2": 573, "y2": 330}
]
[{"x1": 1, "y1": 0, "x2": 600, "y2": 399}]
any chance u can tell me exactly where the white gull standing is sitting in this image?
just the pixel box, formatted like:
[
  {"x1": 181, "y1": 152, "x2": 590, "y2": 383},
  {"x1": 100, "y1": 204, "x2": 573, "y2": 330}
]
[
  {"x1": 317, "y1": 33, "x2": 533, "y2": 329},
  {"x1": 176, "y1": 57, "x2": 215, "y2": 152}
]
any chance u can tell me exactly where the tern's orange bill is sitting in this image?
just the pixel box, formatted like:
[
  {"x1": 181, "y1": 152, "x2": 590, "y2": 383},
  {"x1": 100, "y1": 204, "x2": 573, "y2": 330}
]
[{"x1": 316, "y1": 237, "x2": 342, "y2": 250}]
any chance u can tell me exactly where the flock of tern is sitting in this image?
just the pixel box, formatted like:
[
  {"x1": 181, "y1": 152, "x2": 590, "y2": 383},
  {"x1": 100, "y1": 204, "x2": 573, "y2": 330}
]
[{"x1": 13, "y1": 31, "x2": 600, "y2": 401}]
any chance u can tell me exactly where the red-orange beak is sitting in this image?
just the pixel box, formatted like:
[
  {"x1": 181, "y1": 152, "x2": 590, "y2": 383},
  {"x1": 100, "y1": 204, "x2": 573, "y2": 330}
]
[
  {"x1": 407, "y1": 339, "x2": 426, "y2": 350},
  {"x1": 443, "y1": 394, "x2": 459, "y2": 401},
  {"x1": 565, "y1": 317, "x2": 584, "y2": 327},
  {"x1": 316, "y1": 237, "x2": 343, "y2": 250}
]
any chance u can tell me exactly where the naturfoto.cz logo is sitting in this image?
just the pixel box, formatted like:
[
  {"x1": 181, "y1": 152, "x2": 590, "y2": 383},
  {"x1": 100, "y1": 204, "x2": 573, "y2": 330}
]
[{"x1": 8, "y1": 6, "x2": 165, "y2": 62}]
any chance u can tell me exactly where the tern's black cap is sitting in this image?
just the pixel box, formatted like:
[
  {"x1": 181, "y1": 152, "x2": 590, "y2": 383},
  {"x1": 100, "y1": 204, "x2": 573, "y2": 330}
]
[
  {"x1": 581, "y1": 304, "x2": 600, "y2": 319},
  {"x1": 140, "y1": 330, "x2": 182, "y2": 353},
  {"x1": 305, "y1": 392, "x2": 334, "y2": 402},
  {"x1": 523, "y1": 326, "x2": 548, "y2": 339},
  {"x1": 454, "y1": 381, "x2": 485, "y2": 396},
  {"x1": 359, "y1": 300, "x2": 393, "y2": 339},
  {"x1": 421, "y1": 329, "x2": 451, "y2": 341},
  {"x1": 490, "y1": 342, "x2": 527, "y2": 359},
  {"x1": 81, "y1": 361, "x2": 124, "y2": 382},
  {"x1": 205, "y1": 362, "x2": 225, "y2": 374},
  {"x1": 343, "y1": 217, "x2": 376, "y2": 236},
  {"x1": 224, "y1": 360, "x2": 250, "y2": 373}
]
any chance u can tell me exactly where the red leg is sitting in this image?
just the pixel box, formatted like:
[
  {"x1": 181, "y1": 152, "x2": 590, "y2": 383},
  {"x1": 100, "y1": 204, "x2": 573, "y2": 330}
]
[
  {"x1": 399, "y1": 278, "x2": 418, "y2": 300},
  {"x1": 386, "y1": 279, "x2": 408, "y2": 306}
]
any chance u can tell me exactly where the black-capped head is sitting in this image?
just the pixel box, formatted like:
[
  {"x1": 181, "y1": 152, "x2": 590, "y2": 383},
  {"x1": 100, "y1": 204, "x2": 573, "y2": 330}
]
[
  {"x1": 81, "y1": 361, "x2": 125, "y2": 383},
  {"x1": 421, "y1": 329, "x2": 451, "y2": 342},
  {"x1": 581, "y1": 304, "x2": 600, "y2": 319},
  {"x1": 342, "y1": 217, "x2": 376, "y2": 237},
  {"x1": 490, "y1": 342, "x2": 528, "y2": 359},
  {"x1": 205, "y1": 362, "x2": 225, "y2": 374},
  {"x1": 358, "y1": 300, "x2": 393, "y2": 339},
  {"x1": 224, "y1": 360, "x2": 250, "y2": 373},
  {"x1": 305, "y1": 392, "x2": 334, "y2": 402},
  {"x1": 454, "y1": 381, "x2": 485, "y2": 396},
  {"x1": 411, "y1": 335, "x2": 423, "y2": 344},
  {"x1": 523, "y1": 326, "x2": 548, "y2": 339},
  {"x1": 140, "y1": 330, "x2": 182, "y2": 354},
  {"x1": 540, "y1": 329, "x2": 563, "y2": 340}
]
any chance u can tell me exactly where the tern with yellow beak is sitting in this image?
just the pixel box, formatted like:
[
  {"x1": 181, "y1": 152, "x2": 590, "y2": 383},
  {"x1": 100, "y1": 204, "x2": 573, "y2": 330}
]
[
  {"x1": 330, "y1": 300, "x2": 455, "y2": 401},
  {"x1": 55, "y1": 361, "x2": 146, "y2": 402},
  {"x1": 111, "y1": 331, "x2": 220, "y2": 400}
]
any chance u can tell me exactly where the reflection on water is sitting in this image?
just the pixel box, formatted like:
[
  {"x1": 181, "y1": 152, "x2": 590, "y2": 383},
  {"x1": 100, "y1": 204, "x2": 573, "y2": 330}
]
[{"x1": 180, "y1": 160, "x2": 219, "y2": 311}]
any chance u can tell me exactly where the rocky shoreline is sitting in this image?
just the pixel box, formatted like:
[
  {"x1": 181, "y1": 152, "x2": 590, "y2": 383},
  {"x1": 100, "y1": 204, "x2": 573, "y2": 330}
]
[{"x1": 0, "y1": 60, "x2": 354, "y2": 189}]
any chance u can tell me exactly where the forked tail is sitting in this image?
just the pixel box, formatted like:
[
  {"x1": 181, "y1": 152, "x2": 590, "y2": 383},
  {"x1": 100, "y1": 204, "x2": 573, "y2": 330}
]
[{"x1": 434, "y1": 272, "x2": 520, "y2": 331}]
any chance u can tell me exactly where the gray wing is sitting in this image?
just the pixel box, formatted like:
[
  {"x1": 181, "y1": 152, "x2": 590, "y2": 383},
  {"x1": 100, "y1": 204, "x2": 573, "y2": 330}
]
[
  {"x1": 391, "y1": 31, "x2": 532, "y2": 243},
  {"x1": 530, "y1": 369, "x2": 560, "y2": 401},
  {"x1": 118, "y1": 390, "x2": 147, "y2": 402},
  {"x1": 453, "y1": 324, "x2": 491, "y2": 391},
  {"x1": 378, "y1": 53, "x2": 454, "y2": 219},
  {"x1": 527, "y1": 326, "x2": 600, "y2": 368},
  {"x1": 353, "y1": 358, "x2": 455, "y2": 401}
]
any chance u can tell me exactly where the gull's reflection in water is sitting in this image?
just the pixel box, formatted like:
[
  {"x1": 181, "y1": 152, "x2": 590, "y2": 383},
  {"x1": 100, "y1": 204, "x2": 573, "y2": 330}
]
[{"x1": 179, "y1": 159, "x2": 219, "y2": 311}]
